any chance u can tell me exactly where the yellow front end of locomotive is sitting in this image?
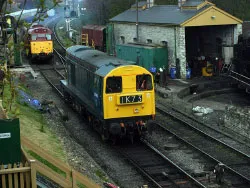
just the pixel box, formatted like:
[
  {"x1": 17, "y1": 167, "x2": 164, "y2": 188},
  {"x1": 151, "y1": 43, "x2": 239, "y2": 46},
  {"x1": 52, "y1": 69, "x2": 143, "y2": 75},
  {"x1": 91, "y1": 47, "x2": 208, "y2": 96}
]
[
  {"x1": 30, "y1": 41, "x2": 53, "y2": 55},
  {"x1": 103, "y1": 65, "x2": 155, "y2": 119}
]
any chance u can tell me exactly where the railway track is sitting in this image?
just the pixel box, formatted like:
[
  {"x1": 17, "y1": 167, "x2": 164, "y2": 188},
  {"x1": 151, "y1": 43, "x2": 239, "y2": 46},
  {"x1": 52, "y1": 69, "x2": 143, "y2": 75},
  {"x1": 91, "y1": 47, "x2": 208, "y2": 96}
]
[
  {"x1": 157, "y1": 102, "x2": 250, "y2": 155},
  {"x1": 115, "y1": 140, "x2": 208, "y2": 188},
  {"x1": 34, "y1": 59, "x2": 250, "y2": 187},
  {"x1": 40, "y1": 68, "x2": 65, "y2": 97},
  {"x1": 34, "y1": 49, "x2": 250, "y2": 187},
  {"x1": 151, "y1": 103, "x2": 250, "y2": 187},
  {"x1": 37, "y1": 16, "x2": 250, "y2": 188}
]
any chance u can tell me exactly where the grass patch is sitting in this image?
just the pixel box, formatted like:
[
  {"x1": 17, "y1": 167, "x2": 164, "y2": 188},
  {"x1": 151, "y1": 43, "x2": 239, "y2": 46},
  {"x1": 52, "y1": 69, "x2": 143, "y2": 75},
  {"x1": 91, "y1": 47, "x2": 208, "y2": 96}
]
[
  {"x1": 2, "y1": 81, "x2": 67, "y2": 163},
  {"x1": 95, "y1": 169, "x2": 108, "y2": 182},
  {"x1": 18, "y1": 103, "x2": 67, "y2": 162},
  {"x1": 77, "y1": 182, "x2": 88, "y2": 188},
  {"x1": 27, "y1": 150, "x2": 66, "y2": 177}
]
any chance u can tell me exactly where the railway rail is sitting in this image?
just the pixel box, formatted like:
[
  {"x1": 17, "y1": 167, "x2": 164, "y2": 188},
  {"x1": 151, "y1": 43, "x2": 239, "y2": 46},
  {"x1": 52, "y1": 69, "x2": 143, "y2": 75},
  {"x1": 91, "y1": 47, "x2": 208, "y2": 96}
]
[
  {"x1": 40, "y1": 68, "x2": 65, "y2": 97},
  {"x1": 115, "y1": 140, "x2": 207, "y2": 188},
  {"x1": 152, "y1": 103, "x2": 250, "y2": 187},
  {"x1": 157, "y1": 102, "x2": 250, "y2": 153}
]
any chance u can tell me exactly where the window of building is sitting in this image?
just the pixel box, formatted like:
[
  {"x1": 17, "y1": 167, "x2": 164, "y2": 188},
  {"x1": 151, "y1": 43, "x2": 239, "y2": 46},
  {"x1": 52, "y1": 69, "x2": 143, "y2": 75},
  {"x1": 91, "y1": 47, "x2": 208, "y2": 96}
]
[
  {"x1": 161, "y1": 40, "x2": 168, "y2": 46},
  {"x1": 147, "y1": 39, "x2": 152, "y2": 44},
  {"x1": 120, "y1": 36, "x2": 125, "y2": 44},
  {"x1": 106, "y1": 76, "x2": 122, "y2": 93},
  {"x1": 136, "y1": 74, "x2": 153, "y2": 91}
]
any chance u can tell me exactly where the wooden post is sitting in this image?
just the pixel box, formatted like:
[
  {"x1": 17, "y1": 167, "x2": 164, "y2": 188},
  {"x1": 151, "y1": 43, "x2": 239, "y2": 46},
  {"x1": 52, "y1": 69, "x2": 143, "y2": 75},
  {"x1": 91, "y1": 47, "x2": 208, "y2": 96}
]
[
  {"x1": 30, "y1": 160, "x2": 36, "y2": 188},
  {"x1": 1, "y1": 164, "x2": 6, "y2": 188},
  {"x1": 19, "y1": 163, "x2": 25, "y2": 188},
  {"x1": 25, "y1": 162, "x2": 31, "y2": 188},
  {"x1": 13, "y1": 163, "x2": 18, "y2": 188},
  {"x1": 8, "y1": 164, "x2": 13, "y2": 188}
]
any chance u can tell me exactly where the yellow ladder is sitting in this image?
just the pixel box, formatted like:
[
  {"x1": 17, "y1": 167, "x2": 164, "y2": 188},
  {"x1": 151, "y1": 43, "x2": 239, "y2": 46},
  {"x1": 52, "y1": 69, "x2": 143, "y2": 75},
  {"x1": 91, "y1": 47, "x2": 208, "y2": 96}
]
[
  {"x1": 82, "y1": 34, "x2": 88, "y2": 46},
  {"x1": 91, "y1": 39, "x2": 95, "y2": 49}
]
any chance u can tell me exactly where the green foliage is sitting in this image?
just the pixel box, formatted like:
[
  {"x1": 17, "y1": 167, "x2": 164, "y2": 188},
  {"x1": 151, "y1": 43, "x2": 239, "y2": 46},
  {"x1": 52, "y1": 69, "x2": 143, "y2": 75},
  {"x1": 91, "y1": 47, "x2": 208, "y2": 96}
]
[
  {"x1": 84, "y1": 0, "x2": 250, "y2": 24},
  {"x1": 108, "y1": 0, "x2": 132, "y2": 19},
  {"x1": 209, "y1": 0, "x2": 250, "y2": 20},
  {"x1": 95, "y1": 169, "x2": 109, "y2": 182},
  {"x1": 33, "y1": 0, "x2": 58, "y2": 9},
  {"x1": 76, "y1": 182, "x2": 88, "y2": 188}
]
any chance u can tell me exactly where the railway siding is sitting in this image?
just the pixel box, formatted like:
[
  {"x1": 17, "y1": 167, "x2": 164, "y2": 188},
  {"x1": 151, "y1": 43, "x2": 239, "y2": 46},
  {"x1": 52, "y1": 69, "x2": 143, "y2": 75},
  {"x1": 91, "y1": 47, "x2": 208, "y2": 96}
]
[{"x1": 150, "y1": 103, "x2": 250, "y2": 186}]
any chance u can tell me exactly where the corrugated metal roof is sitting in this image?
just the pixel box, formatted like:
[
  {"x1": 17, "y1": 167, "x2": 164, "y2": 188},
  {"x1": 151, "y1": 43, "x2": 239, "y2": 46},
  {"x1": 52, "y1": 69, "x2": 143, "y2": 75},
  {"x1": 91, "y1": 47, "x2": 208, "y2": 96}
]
[
  {"x1": 82, "y1": 25, "x2": 106, "y2": 31},
  {"x1": 66, "y1": 45, "x2": 135, "y2": 77},
  {"x1": 110, "y1": 4, "x2": 210, "y2": 25}
]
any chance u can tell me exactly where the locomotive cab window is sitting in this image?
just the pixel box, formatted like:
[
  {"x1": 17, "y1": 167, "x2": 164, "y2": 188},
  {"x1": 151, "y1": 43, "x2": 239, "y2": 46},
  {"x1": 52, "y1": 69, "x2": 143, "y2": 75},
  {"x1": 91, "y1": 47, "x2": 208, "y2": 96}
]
[
  {"x1": 46, "y1": 34, "x2": 51, "y2": 40},
  {"x1": 31, "y1": 34, "x2": 37, "y2": 40},
  {"x1": 38, "y1": 33, "x2": 46, "y2": 38},
  {"x1": 106, "y1": 76, "x2": 122, "y2": 93},
  {"x1": 136, "y1": 74, "x2": 153, "y2": 91}
]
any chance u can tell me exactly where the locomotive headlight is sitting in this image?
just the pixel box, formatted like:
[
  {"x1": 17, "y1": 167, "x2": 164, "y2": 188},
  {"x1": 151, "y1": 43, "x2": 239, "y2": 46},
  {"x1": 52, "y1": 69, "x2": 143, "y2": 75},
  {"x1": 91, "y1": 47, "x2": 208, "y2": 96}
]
[{"x1": 134, "y1": 108, "x2": 139, "y2": 113}]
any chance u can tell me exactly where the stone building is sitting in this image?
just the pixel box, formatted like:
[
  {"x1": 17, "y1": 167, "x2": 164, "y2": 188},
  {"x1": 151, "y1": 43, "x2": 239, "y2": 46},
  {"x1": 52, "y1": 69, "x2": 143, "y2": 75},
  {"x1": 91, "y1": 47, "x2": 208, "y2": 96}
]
[{"x1": 109, "y1": 0, "x2": 242, "y2": 78}]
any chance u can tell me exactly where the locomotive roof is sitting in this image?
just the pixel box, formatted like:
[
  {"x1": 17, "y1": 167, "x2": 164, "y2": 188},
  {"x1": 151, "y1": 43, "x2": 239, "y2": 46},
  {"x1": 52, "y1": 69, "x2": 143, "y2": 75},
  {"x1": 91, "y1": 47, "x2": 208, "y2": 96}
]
[
  {"x1": 67, "y1": 45, "x2": 135, "y2": 77},
  {"x1": 28, "y1": 24, "x2": 52, "y2": 34}
]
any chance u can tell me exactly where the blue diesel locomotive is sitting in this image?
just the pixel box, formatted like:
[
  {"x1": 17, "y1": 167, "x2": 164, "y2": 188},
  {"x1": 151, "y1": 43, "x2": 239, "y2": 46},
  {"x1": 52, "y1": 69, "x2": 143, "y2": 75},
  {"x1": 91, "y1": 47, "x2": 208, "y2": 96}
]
[{"x1": 61, "y1": 45, "x2": 155, "y2": 143}]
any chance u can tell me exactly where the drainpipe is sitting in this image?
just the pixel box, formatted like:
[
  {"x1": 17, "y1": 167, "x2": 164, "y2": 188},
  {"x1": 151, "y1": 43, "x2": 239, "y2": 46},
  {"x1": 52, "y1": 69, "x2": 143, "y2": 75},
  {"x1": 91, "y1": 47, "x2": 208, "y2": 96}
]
[
  {"x1": 174, "y1": 27, "x2": 177, "y2": 65},
  {"x1": 136, "y1": 0, "x2": 139, "y2": 41}
]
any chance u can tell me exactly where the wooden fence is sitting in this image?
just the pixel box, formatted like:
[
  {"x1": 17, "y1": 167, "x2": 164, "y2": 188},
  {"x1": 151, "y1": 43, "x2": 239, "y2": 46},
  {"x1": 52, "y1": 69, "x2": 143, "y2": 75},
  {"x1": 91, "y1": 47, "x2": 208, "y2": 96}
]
[
  {"x1": 0, "y1": 162, "x2": 31, "y2": 188},
  {"x1": 0, "y1": 136, "x2": 101, "y2": 188}
]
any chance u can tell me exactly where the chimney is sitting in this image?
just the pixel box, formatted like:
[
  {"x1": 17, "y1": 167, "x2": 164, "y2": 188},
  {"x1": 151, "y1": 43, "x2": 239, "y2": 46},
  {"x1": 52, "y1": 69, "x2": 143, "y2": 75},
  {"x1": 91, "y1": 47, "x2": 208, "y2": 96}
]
[
  {"x1": 178, "y1": 0, "x2": 186, "y2": 8},
  {"x1": 147, "y1": 0, "x2": 154, "y2": 8}
]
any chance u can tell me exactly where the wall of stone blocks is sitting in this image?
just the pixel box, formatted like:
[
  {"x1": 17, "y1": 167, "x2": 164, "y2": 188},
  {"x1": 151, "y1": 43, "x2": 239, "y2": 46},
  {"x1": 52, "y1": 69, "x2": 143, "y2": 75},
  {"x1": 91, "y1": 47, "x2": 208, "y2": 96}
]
[
  {"x1": 224, "y1": 106, "x2": 250, "y2": 139},
  {"x1": 113, "y1": 23, "x2": 176, "y2": 70},
  {"x1": 113, "y1": 23, "x2": 242, "y2": 79}
]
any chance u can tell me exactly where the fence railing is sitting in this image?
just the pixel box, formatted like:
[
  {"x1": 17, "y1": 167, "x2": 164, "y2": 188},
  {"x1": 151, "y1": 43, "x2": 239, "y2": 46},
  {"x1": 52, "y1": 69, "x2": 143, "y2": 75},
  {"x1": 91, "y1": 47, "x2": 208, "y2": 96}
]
[
  {"x1": 0, "y1": 162, "x2": 31, "y2": 188},
  {"x1": 0, "y1": 136, "x2": 101, "y2": 188}
]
